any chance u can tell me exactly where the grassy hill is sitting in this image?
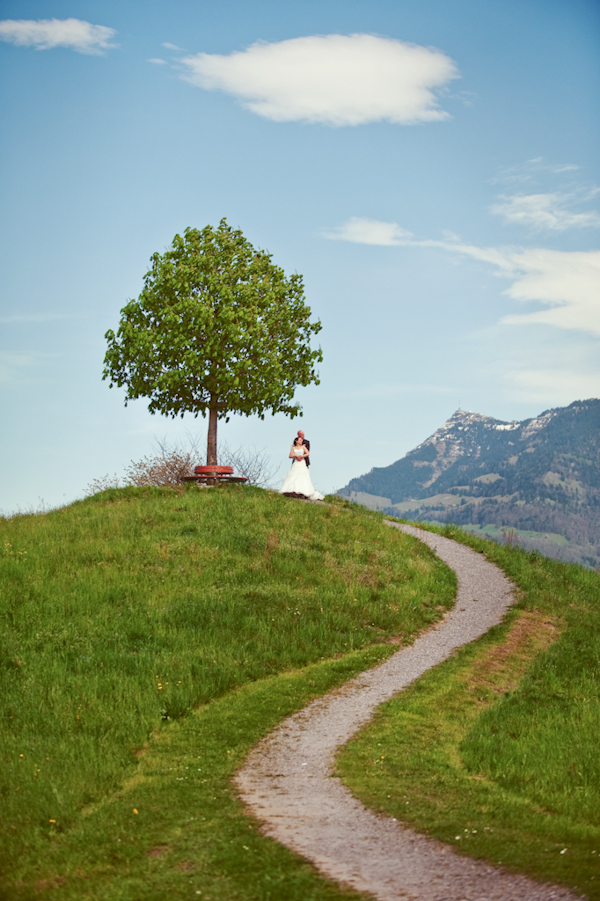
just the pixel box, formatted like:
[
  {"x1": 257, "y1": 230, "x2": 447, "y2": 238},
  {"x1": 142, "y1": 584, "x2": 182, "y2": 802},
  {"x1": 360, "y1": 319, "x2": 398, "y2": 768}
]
[
  {"x1": 1, "y1": 485, "x2": 454, "y2": 899},
  {"x1": 1, "y1": 485, "x2": 599, "y2": 899}
]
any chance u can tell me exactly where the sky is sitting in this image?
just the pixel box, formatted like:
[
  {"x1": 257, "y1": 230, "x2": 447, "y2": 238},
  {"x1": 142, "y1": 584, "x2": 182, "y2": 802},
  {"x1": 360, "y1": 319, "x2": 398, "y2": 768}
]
[{"x1": 1, "y1": 0, "x2": 599, "y2": 513}]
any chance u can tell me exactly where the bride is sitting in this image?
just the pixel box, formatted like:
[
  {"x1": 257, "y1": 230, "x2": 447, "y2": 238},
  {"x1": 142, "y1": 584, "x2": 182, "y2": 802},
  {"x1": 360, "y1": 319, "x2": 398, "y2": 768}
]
[{"x1": 280, "y1": 437, "x2": 324, "y2": 500}]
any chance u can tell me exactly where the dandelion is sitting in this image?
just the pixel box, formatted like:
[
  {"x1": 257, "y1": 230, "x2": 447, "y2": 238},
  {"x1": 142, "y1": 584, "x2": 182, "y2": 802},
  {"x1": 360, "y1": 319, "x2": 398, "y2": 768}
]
[
  {"x1": 133, "y1": 809, "x2": 138, "y2": 815},
  {"x1": 49, "y1": 819, "x2": 56, "y2": 824}
]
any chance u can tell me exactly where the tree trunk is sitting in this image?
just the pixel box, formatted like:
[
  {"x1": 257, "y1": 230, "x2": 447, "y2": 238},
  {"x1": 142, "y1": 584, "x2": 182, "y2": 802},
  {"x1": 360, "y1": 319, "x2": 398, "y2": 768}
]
[{"x1": 207, "y1": 405, "x2": 218, "y2": 465}]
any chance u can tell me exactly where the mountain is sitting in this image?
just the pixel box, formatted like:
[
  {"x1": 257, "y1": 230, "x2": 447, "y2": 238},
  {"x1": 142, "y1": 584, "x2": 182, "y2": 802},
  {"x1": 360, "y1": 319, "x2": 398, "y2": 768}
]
[{"x1": 339, "y1": 399, "x2": 600, "y2": 569}]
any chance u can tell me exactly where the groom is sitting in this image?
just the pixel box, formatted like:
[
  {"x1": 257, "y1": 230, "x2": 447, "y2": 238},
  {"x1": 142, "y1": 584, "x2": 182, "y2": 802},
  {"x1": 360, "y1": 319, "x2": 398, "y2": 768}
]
[{"x1": 294, "y1": 429, "x2": 310, "y2": 467}]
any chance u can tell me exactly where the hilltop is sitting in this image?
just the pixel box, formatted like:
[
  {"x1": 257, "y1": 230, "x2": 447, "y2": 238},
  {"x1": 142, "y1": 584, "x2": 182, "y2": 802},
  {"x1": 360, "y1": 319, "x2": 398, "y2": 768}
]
[{"x1": 340, "y1": 398, "x2": 600, "y2": 568}]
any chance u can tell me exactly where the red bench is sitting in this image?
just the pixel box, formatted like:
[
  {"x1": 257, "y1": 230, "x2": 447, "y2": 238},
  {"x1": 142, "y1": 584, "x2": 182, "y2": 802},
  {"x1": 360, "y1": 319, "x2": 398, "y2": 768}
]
[{"x1": 183, "y1": 465, "x2": 248, "y2": 485}]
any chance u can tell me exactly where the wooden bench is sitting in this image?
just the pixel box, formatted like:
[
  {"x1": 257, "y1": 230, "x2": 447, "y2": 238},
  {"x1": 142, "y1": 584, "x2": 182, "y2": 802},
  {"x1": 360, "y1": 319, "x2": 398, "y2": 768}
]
[{"x1": 183, "y1": 465, "x2": 248, "y2": 486}]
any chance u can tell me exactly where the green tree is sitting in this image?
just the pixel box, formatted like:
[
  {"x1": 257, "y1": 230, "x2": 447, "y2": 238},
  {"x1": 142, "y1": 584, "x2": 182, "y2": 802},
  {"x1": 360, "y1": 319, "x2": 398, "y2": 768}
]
[{"x1": 103, "y1": 220, "x2": 323, "y2": 465}]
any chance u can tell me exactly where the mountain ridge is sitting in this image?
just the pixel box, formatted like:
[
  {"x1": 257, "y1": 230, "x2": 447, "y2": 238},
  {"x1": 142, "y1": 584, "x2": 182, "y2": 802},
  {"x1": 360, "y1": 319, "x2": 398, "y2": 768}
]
[{"x1": 339, "y1": 399, "x2": 600, "y2": 568}]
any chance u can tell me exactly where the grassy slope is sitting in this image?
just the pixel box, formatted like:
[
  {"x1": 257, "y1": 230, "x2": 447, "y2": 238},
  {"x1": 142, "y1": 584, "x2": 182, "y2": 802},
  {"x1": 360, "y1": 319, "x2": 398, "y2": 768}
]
[
  {"x1": 338, "y1": 522, "x2": 600, "y2": 899},
  {"x1": 4, "y1": 490, "x2": 599, "y2": 899},
  {"x1": 0, "y1": 486, "x2": 455, "y2": 900}
]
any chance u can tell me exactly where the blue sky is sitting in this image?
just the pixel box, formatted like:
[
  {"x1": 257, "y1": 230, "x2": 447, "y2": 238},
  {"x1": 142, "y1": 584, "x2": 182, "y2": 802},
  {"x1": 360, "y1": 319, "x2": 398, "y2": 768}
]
[{"x1": 1, "y1": 0, "x2": 599, "y2": 512}]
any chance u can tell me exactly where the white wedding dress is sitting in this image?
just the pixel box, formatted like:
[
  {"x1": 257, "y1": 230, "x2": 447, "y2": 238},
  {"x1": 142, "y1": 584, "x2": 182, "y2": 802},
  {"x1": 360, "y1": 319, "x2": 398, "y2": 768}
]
[{"x1": 280, "y1": 448, "x2": 324, "y2": 500}]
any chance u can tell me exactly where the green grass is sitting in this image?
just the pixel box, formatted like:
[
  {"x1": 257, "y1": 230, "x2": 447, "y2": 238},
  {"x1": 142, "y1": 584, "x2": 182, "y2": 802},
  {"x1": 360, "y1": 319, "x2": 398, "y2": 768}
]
[
  {"x1": 6, "y1": 492, "x2": 599, "y2": 898},
  {"x1": 6, "y1": 651, "x2": 392, "y2": 901},
  {"x1": 456, "y1": 521, "x2": 571, "y2": 547},
  {"x1": 0, "y1": 486, "x2": 455, "y2": 897},
  {"x1": 337, "y1": 521, "x2": 600, "y2": 898}
]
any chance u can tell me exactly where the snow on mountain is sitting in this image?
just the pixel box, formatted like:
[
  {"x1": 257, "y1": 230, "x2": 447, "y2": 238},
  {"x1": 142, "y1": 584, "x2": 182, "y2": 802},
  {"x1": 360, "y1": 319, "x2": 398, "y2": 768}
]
[{"x1": 339, "y1": 399, "x2": 600, "y2": 568}]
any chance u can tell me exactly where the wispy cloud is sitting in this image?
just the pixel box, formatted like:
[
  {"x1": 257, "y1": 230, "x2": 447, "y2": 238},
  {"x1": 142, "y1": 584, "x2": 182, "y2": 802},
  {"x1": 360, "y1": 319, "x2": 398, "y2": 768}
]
[
  {"x1": 327, "y1": 382, "x2": 457, "y2": 400},
  {"x1": 321, "y1": 217, "x2": 414, "y2": 245},
  {"x1": 322, "y1": 217, "x2": 600, "y2": 336},
  {"x1": 179, "y1": 34, "x2": 459, "y2": 126},
  {"x1": 0, "y1": 18, "x2": 117, "y2": 54},
  {"x1": 490, "y1": 192, "x2": 600, "y2": 231},
  {"x1": 505, "y1": 368, "x2": 600, "y2": 405},
  {"x1": 500, "y1": 248, "x2": 600, "y2": 334},
  {"x1": 0, "y1": 352, "x2": 40, "y2": 385},
  {"x1": 488, "y1": 158, "x2": 600, "y2": 232},
  {"x1": 148, "y1": 58, "x2": 168, "y2": 66},
  {"x1": 0, "y1": 313, "x2": 75, "y2": 323},
  {"x1": 447, "y1": 89, "x2": 476, "y2": 108},
  {"x1": 162, "y1": 42, "x2": 184, "y2": 51},
  {"x1": 491, "y1": 157, "x2": 580, "y2": 186}
]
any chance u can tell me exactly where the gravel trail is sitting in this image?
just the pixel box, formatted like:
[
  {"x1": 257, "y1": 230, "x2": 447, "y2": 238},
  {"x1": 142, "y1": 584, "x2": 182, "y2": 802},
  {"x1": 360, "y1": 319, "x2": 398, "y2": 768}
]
[{"x1": 234, "y1": 523, "x2": 580, "y2": 901}]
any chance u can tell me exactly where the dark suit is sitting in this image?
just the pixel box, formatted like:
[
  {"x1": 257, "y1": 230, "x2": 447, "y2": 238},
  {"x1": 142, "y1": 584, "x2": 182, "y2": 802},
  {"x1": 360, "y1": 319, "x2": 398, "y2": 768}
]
[{"x1": 293, "y1": 437, "x2": 310, "y2": 467}]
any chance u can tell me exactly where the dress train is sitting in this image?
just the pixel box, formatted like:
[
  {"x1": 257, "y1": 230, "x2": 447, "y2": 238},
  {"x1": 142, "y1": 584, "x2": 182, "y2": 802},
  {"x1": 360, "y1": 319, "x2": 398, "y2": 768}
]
[{"x1": 280, "y1": 457, "x2": 324, "y2": 501}]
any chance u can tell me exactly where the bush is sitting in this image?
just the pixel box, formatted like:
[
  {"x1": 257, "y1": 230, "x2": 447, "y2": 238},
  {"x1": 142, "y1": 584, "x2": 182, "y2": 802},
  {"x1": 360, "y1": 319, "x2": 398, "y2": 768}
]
[{"x1": 86, "y1": 436, "x2": 280, "y2": 493}]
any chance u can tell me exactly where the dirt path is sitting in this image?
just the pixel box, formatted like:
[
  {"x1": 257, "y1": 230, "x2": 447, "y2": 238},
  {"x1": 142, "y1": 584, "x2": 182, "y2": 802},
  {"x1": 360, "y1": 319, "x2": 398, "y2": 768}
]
[{"x1": 234, "y1": 523, "x2": 580, "y2": 901}]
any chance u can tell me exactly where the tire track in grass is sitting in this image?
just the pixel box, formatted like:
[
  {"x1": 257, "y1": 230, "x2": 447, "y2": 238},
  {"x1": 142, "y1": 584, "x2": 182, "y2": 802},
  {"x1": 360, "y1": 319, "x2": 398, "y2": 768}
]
[{"x1": 234, "y1": 523, "x2": 580, "y2": 901}]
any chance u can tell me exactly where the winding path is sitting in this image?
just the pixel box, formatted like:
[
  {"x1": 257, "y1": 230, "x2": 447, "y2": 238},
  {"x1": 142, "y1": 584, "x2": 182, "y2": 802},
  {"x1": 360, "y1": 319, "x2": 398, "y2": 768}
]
[{"x1": 234, "y1": 523, "x2": 579, "y2": 901}]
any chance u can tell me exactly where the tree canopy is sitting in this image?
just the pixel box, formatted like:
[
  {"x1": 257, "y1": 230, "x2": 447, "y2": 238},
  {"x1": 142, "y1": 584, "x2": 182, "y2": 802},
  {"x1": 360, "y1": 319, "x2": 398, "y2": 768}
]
[{"x1": 103, "y1": 220, "x2": 323, "y2": 464}]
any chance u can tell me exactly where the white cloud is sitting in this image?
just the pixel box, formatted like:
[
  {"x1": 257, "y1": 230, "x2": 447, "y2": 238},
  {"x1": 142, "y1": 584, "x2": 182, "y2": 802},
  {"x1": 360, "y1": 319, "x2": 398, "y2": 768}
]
[
  {"x1": 162, "y1": 42, "x2": 184, "y2": 51},
  {"x1": 180, "y1": 34, "x2": 458, "y2": 125},
  {"x1": 429, "y1": 242, "x2": 600, "y2": 335},
  {"x1": 500, "y1": 249, "x2": 600, "y2": 335},
  {"x1": 0, "y1": 18, "x2": 117, "y2": 54},
  {"x1": 321, "y1": 217, "x2": 414, "y2": 245},
  {"x1": 322, "y1": 217, "x2": 600, "y2": 336},
  {"x1": 491, "y1": 157, "x2": 580, "y2": 186},
  {"x1": 148, "y1": 58, "x2": 168, "y2": 66},
  {"x1": 321, "y1": 217, "x2": 512, "y2": 267},
  {"x1": 490, "y1": 193, "x2": 600, "y2": 231},
  {"x1": 505, "y1": 368, "x2": 600, "y2": 405}
]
